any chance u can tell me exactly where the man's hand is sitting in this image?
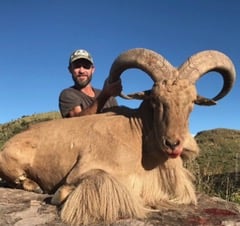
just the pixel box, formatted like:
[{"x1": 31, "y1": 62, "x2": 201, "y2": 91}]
[{"x1": 102, "y1": 78, "x2": 122, "y2": 97}]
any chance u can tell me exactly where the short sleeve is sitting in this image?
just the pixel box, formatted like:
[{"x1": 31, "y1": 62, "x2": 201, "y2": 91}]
[{"x1": 59, "y1": 88, "x2": 81, "y2": 117}]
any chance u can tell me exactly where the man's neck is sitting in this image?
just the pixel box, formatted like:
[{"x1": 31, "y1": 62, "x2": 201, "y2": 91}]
[{"x1": 81, "y1": 85, "x2": 95, "y2": 97}]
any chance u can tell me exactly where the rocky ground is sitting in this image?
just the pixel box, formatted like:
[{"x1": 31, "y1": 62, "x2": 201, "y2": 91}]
[{"x1": 0, "y1": 186, "x2": 240, "y2": 226}]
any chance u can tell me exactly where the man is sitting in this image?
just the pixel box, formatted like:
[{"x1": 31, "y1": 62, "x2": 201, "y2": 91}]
[{"x1": 59, "y1": 49, "x2": 122, "y2": 118}]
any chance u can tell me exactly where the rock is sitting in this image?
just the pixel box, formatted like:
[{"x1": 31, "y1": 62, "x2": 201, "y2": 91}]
[{"x1": 0, "y1": 187, "x2": 240, "y2": 226}]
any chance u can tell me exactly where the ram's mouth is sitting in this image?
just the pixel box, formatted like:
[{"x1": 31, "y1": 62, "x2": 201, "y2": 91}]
[
  {"x1": 166, "y1": 147, "x2": 182, "y2": 158},
  {"x1": 168, "y1": 152, "x2": 181, "y2": 158}
]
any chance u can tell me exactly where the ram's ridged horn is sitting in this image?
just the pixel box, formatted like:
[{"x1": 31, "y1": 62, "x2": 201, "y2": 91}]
[
  {"x1": 178, "y1": 50, "x2": 236, "y2": 101},
  {"x1": 108, "y1": 48, "x2": 176, "y2": 83}
]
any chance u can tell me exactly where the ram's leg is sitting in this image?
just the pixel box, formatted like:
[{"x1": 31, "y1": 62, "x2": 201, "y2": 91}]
[
  {"x1": 51, "y1": 157, "x2": 81, "y2": 205},
  {"x1": 17, "y1": 175, "x2": 43, "y2": 193},
  {"x1": 0, "y1": 154, "x2": 43, "y2": 193},
  {"x1": 51, "y1": 184, "x2": 76, "y2": 205},
  {"x1": 60, "y1": 169, "x2": 147, "y2": 226},
  {"x1": 0, "y1": 174, "x2": 43, "y2": 193}
]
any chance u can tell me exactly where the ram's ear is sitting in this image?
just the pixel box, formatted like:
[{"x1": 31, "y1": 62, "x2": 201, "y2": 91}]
[
  {"x1": 120, "y1": 90, "x2": 152, "y2": 100},
  {"x1": 194, "y1": 95, "x2": 217, "y2": 106}
]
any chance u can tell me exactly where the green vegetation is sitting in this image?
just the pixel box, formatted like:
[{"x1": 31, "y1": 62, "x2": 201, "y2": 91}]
[
  {"x1": 0, "y1": 113, "x2": 240, "y2": 203},
  {"x1": 186, "y1": 128, "x2": 240, "y2": 203},
  {"x1": 0, "y1": 112, "x2": 61, "y2": 148}
]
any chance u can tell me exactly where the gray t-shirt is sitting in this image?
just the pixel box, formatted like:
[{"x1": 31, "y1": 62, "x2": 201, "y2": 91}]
[{"x1": 59, "y1": 86, "x2": 118, "y2": 117}]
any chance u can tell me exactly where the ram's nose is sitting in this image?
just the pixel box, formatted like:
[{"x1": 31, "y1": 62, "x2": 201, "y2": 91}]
[{"x1": 164, "y1": 138, "x2": 183, "y2": 158}]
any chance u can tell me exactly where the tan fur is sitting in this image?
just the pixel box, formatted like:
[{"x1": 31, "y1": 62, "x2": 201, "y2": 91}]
[
  {"x1": 59, "y1": 158, "x2": 196, "y2": 225},
  {"x1": 137, "y1": 158, "x2": 196, "y2": 206},
  {"x1": 0, "y1": 48, "x2": 235, "y2": 225},
  {"x1": 0, "y1": 80, "x2": 199, "y2": 225},
  {"x1": 60, "y1": 169, "x2": 147, "y2": 225}
]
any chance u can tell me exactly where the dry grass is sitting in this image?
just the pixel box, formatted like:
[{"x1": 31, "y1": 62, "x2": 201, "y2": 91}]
[{"x1": 186, "y1": 128, "x2": 240, "y2": 203}]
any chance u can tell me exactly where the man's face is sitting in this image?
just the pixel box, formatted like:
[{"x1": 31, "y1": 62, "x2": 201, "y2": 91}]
[{"x1": 69, "y1": 59, "x2": 95, "y2": 88}]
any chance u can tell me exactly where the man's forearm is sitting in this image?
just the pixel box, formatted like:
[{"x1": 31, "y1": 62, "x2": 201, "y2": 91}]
[{"x1": 70, "y1": 92, "x2": 109, "y2": 117}]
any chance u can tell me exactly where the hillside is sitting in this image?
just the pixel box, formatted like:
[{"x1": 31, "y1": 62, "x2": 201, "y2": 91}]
[
  {"x1": 0, "y1": 111, "x2": 61, "y2": 148},
  {"x1": 195, "y1": 128, "x2": 240, "y2": 175},
  {"x1": 187, "y1": 128, "x2": 240, "y2": 201}
]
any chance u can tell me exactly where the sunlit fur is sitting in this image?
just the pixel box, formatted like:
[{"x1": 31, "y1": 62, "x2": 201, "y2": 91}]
[
  {"x1": 59, "y1": 157, "x2": 196, "y2": 225},
  {"x1": 0, "y1": 80, "x2": 200, "y2": 226},
  {"x1": 0, "y1": 48, "x2": 235, "y2": 225},
  {"x1": 60, "y1": 169, "x2": 146, "y2": 225}
]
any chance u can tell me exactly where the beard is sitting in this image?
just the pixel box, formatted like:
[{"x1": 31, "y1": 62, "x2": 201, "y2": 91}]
[{"x1": 72, "y1": 74, "x2": 92, "y2": 89}]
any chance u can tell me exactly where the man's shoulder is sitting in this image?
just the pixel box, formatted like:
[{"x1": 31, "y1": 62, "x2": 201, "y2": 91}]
[
  {"x1": 61, "y1": 86, "x2": 75, "y2": 92},
  {"x1": 60, "y1": 86, "x2": 79, "y2": 95}
]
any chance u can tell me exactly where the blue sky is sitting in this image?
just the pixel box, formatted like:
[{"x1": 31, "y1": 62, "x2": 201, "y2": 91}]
[{"x1": 0, "y1": 0, "x2": 239, "y2": 135}]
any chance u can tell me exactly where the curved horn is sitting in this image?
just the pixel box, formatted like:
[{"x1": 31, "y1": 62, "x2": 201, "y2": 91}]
[
  {"x1": 178, "y1": 50, "x2": 236, "y2": 101},
  {"x1": 108, "y1": 48, "x2": 176, "y2": 83}
]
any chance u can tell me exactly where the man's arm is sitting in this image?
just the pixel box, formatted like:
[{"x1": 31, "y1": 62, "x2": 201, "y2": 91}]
[{"x1": 69, "y1": 79, "x2": 122, "y2": 117}]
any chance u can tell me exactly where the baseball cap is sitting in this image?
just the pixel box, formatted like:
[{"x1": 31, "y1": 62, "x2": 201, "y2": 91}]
[{"x1": 69, "y1": 49, "x2": 94, "y2": 65}]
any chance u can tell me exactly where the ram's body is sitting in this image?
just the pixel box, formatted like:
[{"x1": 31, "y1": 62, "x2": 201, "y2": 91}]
[
  {"x1": 0, "y1": 48, "x2": 236, "y2": 225},
  {"x1": 0, "y1": 82, "x2": 197, "y2": 193}
]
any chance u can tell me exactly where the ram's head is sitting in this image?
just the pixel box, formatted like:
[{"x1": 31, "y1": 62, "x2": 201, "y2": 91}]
[{"x1": 108, "y1": 48, "x2": 236, "y2": 161}]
